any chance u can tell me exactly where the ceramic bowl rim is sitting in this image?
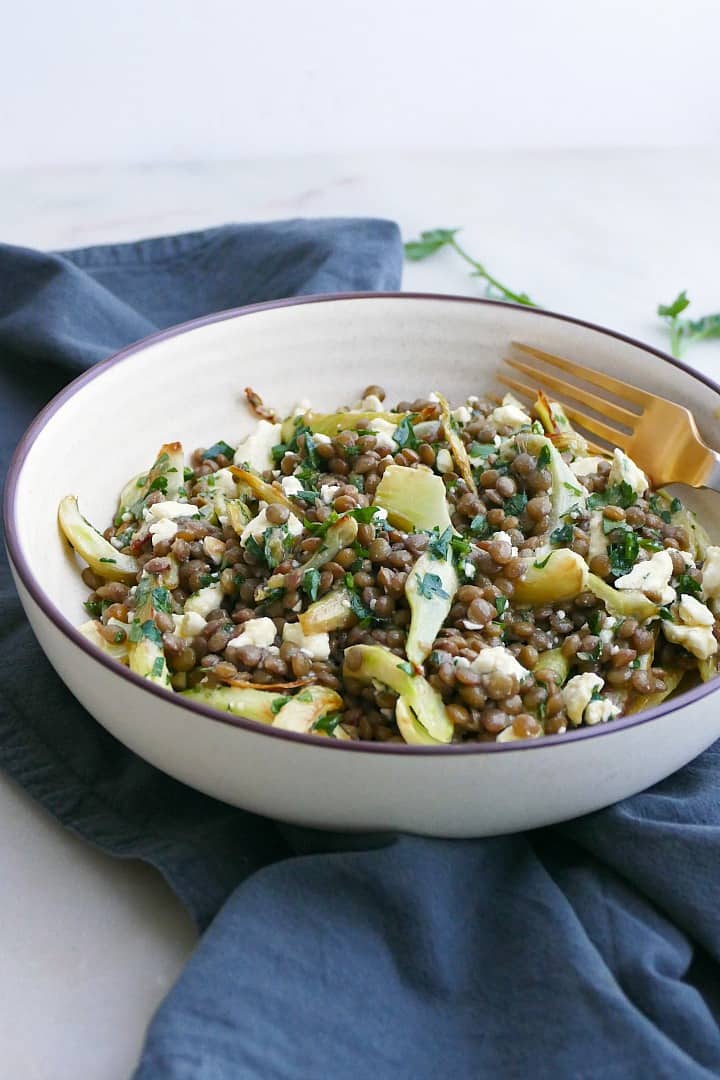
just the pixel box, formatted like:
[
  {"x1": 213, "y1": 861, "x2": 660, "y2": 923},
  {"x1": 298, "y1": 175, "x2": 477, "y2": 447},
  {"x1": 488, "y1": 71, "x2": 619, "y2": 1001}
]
[{"x1": 5, "y1": 290, "x2": 720, "y2": 756}]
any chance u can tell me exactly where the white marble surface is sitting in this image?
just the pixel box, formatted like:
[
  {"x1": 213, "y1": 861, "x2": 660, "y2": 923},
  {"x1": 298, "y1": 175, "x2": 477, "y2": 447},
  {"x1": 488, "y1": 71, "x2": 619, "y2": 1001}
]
[{"x1": 1, "y1": 149, "x2": 720, "y2": 1078}]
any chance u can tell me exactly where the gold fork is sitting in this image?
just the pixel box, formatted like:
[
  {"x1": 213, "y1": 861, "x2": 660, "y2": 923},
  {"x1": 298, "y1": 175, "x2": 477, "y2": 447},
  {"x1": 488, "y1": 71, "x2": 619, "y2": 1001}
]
[{"x1": 500, "y1": 342, "x2": 720, "y2": 489}]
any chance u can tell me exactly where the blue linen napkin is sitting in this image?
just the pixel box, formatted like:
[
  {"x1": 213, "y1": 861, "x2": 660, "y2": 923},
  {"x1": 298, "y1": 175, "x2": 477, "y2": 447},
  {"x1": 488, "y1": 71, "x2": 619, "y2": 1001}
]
[{"x1": 1, "y1": 220, "x2": 718, "y2": 1080}]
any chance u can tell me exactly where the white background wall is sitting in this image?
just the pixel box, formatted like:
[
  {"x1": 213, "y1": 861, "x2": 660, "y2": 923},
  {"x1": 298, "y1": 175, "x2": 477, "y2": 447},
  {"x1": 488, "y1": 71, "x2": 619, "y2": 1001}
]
[{"x1": 2, "y1": 0, "x2": 718, "y2": 168}]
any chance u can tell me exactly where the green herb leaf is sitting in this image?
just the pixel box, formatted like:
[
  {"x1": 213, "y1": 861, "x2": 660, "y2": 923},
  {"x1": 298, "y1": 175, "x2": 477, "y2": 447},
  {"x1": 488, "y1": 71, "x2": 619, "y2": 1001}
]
[
  {"x1": 203, "y1": 440, "x2": 235, "y2": 460},
  {"x1": 128, "y1": 621, "x2": 143, "y2": 642},
  {"x1": 537, "y1": 444, "x2": 551, "y2": 470},
  {"x1": 504, "y1": 491, "x2": 528, "y2": 517},
  {"x1": 495, "y1": 596, "x2": 508, "y2": 616},
  {"x1": 349, "y1": 505, "x2": 380, "y2": 524},
  {"x1": 416, "y1": 572, "x2": 450, "y2": 601},
  {"x1": 148, "y1": 475, "x2": 168, "y2": 495},
  {"x1": 470, "y1": 515, "x2": 491, "y2": 539},
  {"x1": 151, "y1": 656, "x2": 165, "y2": 678},
  {"x1": 296, "y1": 689, "x2": 313, "y2": 703},
  {"x1": 588, "y1": 482, "x2": 636, "y2": 510},
  {"x1": 271, "y1": 696, "x2": 290, "y2": 715},
  {"x1": 469, "y1": 442, "x2": 496, "y2": 460},
  {"x1": 451, "y1": 535, "x2": 472, "y2": 559},
  {"x1": 152, "y1": 586, "x2": 172, "y2": 613},
  {"x1": 313, "y1": 711, "x2": 344, "y2": 734},
  {"x1": 403, "y1": 228, "x2": 459, "y2": 261},
  {"x1": 347, "y1": 474, "x2": 365, "y2": 492},
  {"x1": 302, "y1": 568, "x2": 321, "y2": 603},
  {"x1": 608, "y1": 531, "x2": 639, "y2": 576},
  {"x1": 587, "y1": 610, "x2": 602, "y2": 635},
  {"x1": 550, "y1": 523, "x2": 573, "y2": 545},
  {"x1": 114, "y1": 630, "x2": 125, "y2": 643},
  {"x1": 397, "y1": 661, "x2": 415, "y2": 676},
  {"x1": 183, "y1": 467, "x2": 194, "y2": 481},
  {"x1": 428, "y1": 525, "x2": 453, "y2": 559},
  {"x1": 658, "y1": 291, "x2": 691, "y2": 319},
  {"x1": 602, "y1": 517, "x2": 631, "y2": 535},
  {"x1": 393, "y1": 416, "x2": 419, "y2": 451},
  {"x1": 658, "y1": 606, "x2": 673, "y2": 621},
  {"x1": 533, "y1": 552, "x2": 554, "y2": 569},
  {"x1": 140, "y1": 619, "x2": 163, "y2": 645},
  {"x1": 676, "y1": 572, "x2": 702, "y2": 598},
  {"x1": 83, "y1": 599, "x2": 103, "y2": 618},
  {"x1": 670, "y1": 497, "x2": 682, "y2": 513},
  {"x1": 98, "y1": 557, "x2": 116, "y2": 564}
]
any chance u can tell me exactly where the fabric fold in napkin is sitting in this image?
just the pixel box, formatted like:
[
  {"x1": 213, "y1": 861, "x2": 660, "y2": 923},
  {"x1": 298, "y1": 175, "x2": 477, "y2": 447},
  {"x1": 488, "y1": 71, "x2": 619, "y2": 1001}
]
[{"x1": 1, "y1": 219, "x2": 719, "y2": 1080}]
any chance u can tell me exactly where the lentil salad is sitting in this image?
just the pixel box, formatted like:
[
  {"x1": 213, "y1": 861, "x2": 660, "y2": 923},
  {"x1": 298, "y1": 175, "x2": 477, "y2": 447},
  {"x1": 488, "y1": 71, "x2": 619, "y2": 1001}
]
[{"x1": 58, "y1": 384, "x2": 720, "y2": 745}]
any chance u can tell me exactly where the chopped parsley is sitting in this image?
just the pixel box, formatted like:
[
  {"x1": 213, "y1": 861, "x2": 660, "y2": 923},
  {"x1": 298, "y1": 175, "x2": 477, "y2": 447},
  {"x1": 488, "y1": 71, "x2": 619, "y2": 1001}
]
[
  {"x1": 537, "y1": 444, "x2": 551, "y2": 470},
  {"x1": 302, "y1": 568, "x2": 321, "y2": 602},
  {"x1": 183, "y1": 467, "x2": 195, "y2": 481},
  {"x1": 648, "y1": 494, "x2": 673, "y2": 523},
  {"x1": 658, "y1": 606, "x2": 673, "y2": 621},
  {"x1": 151, "y1": 586, "x2": 172, "y2": 613},
  {"x1": 416, "y1": 572, "x2": 449, "y2": 601},
  {"x1": 148, "y1": 475, "x2": 168, "y2": 495},
  {"x1": 151, "y1": 656, "x2": 165, "y2": 678},
  {"x1": 495, "y1": 596, "x2": 508, "y2": 616},
  {"x1": 428, "y1": 525, "x2": 453, "y2": 559},
  {"x1": 349, "y1": 505, "x2": 380, "y2": 524},
  {"x1": 469, "y1": 442, "x2": 496, "y2": 460},
  {"x1": 676, "y1": 572, "x2": 702, "y2": 598},
  {"x1": 296, "y1": 689, "x2": 314, "y2": 703},
  {"x1": 602, "y1": 517, "x2": 632, "y2": 535},
  {"x1": 504, "y1": 491, "x2": 528, "y2": 517},
  {"x1": 608, "y1": 531, "x2": 639, "y2": 576},
  {"x1": 588, "y1": 481, "x2": 636, "y2": 510},
  {"x1": 533, "y1": 551, "x2": 554, "y2": 569},
  {"x1": 271, "y1": 696, "x2": 290, "y2": 715},
  {"x1": 98, "y1": 557, "x2": 116, "y2": 564},
  {"x1": 563, "y1": 482, "x2": 583, "y2": 496},
  {"x1": 470, "y1": 515, "x2": 491, "y2": 539},
  {"x1": 202, "y1": 440, "x2": 235, "y2": 460},
  {"x1": 550, "y1": 523, "x2": 573, "y2": 545},
  {"x1": 397, "y1": 661, "x2": 415, "y2": 676},
  {"x1": 587, "y1": 610, "x2": 602, "y2": 635},
  {"x1": 578, "y1": 639, "x2": 603, "y2": 663},
  {"x1": 313, "y1": 711, "x2": 344, "y2": 734},
  {"x1": 393, "y1": 416, "x2": 419, "y2": 450}
]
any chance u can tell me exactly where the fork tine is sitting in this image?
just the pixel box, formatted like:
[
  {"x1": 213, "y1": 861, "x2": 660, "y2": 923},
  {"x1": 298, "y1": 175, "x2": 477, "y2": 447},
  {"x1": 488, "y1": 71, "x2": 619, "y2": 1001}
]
[
  {"x1": 497, "y1": 373, "x2": 614, "y2": 455},
  {"x1": 504, "y1": 357, "x2": 637, "y2": 430},
  {"x1": 511, "y1": 342, "x2": 650, "y2": 409},
  {"x1": 557, "y1": 404, "x2": 630, "y2": 451}
]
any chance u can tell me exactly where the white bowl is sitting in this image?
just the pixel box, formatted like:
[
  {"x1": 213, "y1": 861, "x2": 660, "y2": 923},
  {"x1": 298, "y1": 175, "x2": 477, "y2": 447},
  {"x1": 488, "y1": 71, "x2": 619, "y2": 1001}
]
[{"x1": 5, "y1": 293, "x2": 720, "y2": 837}]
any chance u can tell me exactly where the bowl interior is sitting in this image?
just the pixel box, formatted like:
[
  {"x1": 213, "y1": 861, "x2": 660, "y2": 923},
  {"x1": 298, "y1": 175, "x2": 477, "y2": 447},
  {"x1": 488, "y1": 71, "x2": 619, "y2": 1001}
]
[{"x1": 9, "y1": 294, "x2": 720, "y2": 711}]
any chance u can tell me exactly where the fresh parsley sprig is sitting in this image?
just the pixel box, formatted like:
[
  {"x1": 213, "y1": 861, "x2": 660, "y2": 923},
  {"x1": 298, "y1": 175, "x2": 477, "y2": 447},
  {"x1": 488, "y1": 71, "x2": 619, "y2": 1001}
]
[
  {"x1": 404, "y1": 229, "x2": 538, "y2": 307},
  {"x1": 658, "y1": 291, "x2": 720, "y2": 358}
]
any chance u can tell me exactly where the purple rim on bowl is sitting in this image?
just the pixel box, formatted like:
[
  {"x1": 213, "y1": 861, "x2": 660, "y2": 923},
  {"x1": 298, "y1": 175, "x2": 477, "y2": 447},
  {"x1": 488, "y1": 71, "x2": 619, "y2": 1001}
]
[{"x1": 5, "y1": 291, "x2": 720, "y2": 756}]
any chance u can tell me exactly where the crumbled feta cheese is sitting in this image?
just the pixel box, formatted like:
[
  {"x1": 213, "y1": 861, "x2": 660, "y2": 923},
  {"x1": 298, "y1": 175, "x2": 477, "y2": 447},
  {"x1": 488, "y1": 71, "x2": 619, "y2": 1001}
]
[
  {"x1": 292, "y1": 398, "x2": 311, "y2": 416},
  {"x1": 149, "y1": 517, "x2": 178, "y2": 548},
  {"x1": 282, "y1": 621, "x2": 331, "y2": 660},
  {"x1": 373, "y1": 507, "x2": 388, "y2": 523},
  {"x1": 701, "y1": 545, "x2": 720, "y2": 601},
  {"x1": 678, "y1": 594, "x2": 715, "y2": 626},
  {"x1": 607, "y1": 448, "x2": 648, "y2": 496},
  {"x1": 172, "y1": 611, "x2": 207, "y2": 639},
  {"x1": 562, "y1": 672, "x2": 604, "y2": 726},
  {"x1": 585, "y1": 698, "x2": 620, "y2": 726},
  {"x1": 313, "y1": 432, "x2": 332, "y2": 445},
  {"x1": 436, "y1": 448, "x2": 454, "y2": 474},
  {"x1": 240, "y1": 506, "x2": 303, "y2": 547},
  {"x1": 462, "y1": 561, "x2": 475, "y2": 580},
  {"x1": 452, "y1": 406, "x2": 472, "y2": 425},
  {"x1": 320, "y1": 484, "x2": 341, "y2": 504},
  {"x1": 662, "y1": 594, "x2": 718, "y2": 659},
  {"x1": 369, "y1": 418, "x2": 398, "y2": 451},
  {"x1": 212, "y1": 468, "x2": 238, "y2": 496},
  {"x1": 467, "y1": 396, "x2": 479, "y2": 405},
  {"x1": 143, "y1": 500, "x2": 196, "y2": 522},
  {"x1": 281, "y1": 476, "x2": 304, "y2": 497},
  {"x1": 184, "y1": 583, "x2": 223, "y2": 618},
  {"x1": 110, "y1": 536, "x2": 124, "y2": 549},
  {"x1": 492, "y1": 531, "x2": 519, "y2": 558},
  {"x1": 233, "y1": 420, "x2": 282, "y2": 473},
  {"x1": 490, "y1": 403, "x2": 533, "y2": 429},
  {"x1": 359, "y1": 393, "x2": 384, "y2": 412},
  {"x1": 470, "y1": 646, "x2": 529, "y2": 681},
  {"x1": 230, "y1": 617, "x2": 277, "y2": 649},
  {"x1": 570, "y1": 456, "x2": 609, "y2": 477},
  {"x1": 453, "y1": 656, "x2": 470, "y2": 668},
  {"x1": 614, "y1": 550, "x2": 675, "y2": 604}
]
